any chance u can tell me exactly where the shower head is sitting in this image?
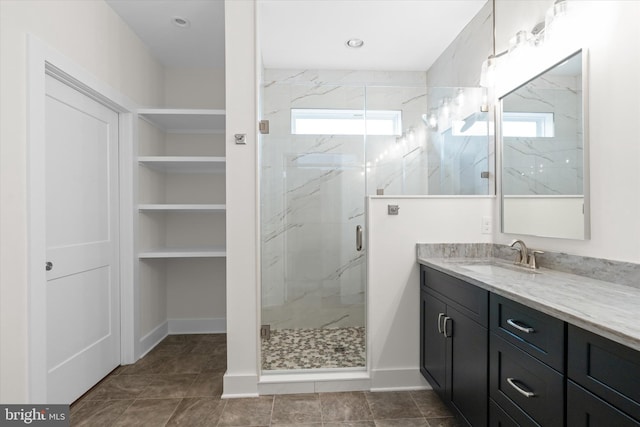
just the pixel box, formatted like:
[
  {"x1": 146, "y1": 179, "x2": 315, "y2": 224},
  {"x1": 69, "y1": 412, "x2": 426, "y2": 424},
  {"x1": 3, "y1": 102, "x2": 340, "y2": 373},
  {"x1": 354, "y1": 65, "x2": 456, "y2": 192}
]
[{"x1": 459, "y1": 111, "x2": 487, "y2": 133}]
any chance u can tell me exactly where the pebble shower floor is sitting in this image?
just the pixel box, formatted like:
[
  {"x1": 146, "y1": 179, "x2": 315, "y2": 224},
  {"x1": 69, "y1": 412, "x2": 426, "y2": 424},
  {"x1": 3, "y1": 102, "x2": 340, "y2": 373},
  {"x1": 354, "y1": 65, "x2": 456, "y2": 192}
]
[{"x1": 261, "y1": 327, "x2": 365, "y2": 370}]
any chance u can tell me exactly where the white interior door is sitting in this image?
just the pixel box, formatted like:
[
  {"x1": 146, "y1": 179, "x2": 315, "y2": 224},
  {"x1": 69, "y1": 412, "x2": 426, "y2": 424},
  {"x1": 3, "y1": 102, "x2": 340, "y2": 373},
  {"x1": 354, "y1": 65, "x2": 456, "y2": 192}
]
[{"x1": 45, "y1": 75, "x2": 120, "y2": 403}]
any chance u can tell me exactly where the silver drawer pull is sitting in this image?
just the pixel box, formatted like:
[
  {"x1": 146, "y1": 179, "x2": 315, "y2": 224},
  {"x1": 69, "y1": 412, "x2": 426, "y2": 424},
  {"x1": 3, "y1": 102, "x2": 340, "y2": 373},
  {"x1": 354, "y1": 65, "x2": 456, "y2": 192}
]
[
  {"x1": 506, "y1": 377, "x2": 536, "y2": 398},
  {"x1": 443, "y1": 316, "x2": 452, "y2": 338},
  {"x1": 507, "y1": 318, "x2": 535, "y2": 334},
  {"x1": 437, "y1": 313, "x2": 445, "y2": 334}
]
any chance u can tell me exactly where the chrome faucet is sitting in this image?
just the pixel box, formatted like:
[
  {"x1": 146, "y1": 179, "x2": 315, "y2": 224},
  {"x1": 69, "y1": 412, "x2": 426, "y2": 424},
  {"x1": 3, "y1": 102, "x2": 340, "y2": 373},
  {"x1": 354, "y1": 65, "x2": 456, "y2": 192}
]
[
  {"x1": 509, "y1": 239, "x2": 544, "y2": 269},
  {"x1": 510, "y1": 240, "x2": 528, "y2": 265}
]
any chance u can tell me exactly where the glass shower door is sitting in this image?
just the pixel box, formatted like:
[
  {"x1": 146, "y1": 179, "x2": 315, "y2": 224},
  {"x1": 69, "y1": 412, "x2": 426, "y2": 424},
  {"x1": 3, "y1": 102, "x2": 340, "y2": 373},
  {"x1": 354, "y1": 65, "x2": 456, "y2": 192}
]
[{"x1": 260, "y1": 81, "x2": 367, "y2": 370}]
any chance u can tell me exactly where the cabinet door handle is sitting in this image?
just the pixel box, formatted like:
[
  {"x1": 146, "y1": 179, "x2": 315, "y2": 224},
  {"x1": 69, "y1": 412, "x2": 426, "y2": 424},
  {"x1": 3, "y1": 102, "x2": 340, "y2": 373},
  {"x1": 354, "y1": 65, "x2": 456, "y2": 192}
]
[
  {"x1": 356, "y1": 225, "x2": 363, "y2": 251},
  {"x1": 437, "y1": 313, "x2": 445, "y2": 334},
  {"x1": 506, "y1": 318, "x2": 535, "y2": 334},
  {"x1": 506, "y1": 377, "x2": 536, "y2": 398},
  {"x1": 443, "y1": 316, "x2": 452, "y2": 338}
]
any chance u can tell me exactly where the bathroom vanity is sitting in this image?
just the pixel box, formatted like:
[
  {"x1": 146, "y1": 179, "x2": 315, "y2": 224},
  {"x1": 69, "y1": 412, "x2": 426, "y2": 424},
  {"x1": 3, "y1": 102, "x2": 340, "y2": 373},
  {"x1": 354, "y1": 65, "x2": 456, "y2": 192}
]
[{"x1": 418, "y1": 255, "x2": 640, "y2": 427}]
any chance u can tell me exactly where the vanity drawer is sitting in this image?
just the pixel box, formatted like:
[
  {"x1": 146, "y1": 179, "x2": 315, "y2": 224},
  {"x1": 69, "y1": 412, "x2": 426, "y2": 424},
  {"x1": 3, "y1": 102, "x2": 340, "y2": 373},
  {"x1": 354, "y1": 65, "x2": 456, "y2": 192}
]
[
  {"x1": 490, "y1": 334, "x2": 564, "y2": 427},
  {"x1": 489, "y1": 398, "x2": 524, "y2": 427},
  {"x1": 490, "y1": 294, "x2": 565, "y2": 372},
  {"x1": 567, "y1": 380, "x2": 640, "y2": 426},
  {"x1": 421, "y1": 265, "x2": 488, "y2": 327},
  {"x1": 568, "y1": 324, "x2": 640, "y2": 421}
]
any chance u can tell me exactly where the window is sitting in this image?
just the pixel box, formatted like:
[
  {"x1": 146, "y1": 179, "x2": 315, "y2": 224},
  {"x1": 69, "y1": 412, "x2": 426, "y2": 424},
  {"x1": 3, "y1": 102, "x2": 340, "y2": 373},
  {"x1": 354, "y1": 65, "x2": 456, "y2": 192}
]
[
  {"x1": 291, "y1": 109, "x2": 402, "y2": 136},
  {"x1": 502, "y1": 112, "x2": 555, "y2": 137},
  {"x1": 450, "y1": 112, "x2": 554, "y2": 138}
]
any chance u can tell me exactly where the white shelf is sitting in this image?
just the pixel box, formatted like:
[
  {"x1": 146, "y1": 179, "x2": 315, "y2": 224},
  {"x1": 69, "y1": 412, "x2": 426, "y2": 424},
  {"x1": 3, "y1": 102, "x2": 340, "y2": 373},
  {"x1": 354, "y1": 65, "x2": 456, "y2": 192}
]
[
  {"x1": 138, "y1": 156, "x2": 226, "y2": 173},
  {"x1": 138, "y1": 246, "x2": 227, "y2": 259},
  {"x1": 138, "y1": 108, "x2": 225, "y2": 134},
  {"x1": 139, "y1": 204, "x2": 226, "y2": 212}
]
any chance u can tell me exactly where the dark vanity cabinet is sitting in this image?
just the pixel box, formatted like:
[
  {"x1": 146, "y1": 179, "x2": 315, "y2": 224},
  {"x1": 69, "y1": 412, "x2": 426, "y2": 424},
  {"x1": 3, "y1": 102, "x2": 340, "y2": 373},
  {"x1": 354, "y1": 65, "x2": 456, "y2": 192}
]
[
  {"x1": 419, "y1": 264, "x2": 640, "y2": 427},
  {"x1": 420, "y1": 265, "x2": 489, "y2": 427}
]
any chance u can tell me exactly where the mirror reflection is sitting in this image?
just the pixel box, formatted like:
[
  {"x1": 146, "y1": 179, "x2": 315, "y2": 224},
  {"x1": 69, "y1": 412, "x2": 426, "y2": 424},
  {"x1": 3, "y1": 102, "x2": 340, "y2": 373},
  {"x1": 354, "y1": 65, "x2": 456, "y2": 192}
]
[{"x1": 501, "y1": 49, "x2": 588, "y2": 239}]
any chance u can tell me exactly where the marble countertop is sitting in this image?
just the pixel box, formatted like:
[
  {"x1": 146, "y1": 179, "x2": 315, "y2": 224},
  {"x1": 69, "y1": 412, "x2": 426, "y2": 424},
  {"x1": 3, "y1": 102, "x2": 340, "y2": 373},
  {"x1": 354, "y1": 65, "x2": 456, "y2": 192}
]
[{"x1": 417, "y1": 256, "x2": 640, "y2": 352}]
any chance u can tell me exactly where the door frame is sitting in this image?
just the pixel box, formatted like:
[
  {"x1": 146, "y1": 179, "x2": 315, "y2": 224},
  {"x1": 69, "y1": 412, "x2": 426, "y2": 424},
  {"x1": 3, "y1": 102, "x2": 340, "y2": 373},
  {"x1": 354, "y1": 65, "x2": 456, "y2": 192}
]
[{"x1": 26, "y1": 35, "x2": 138, "y2": 402}]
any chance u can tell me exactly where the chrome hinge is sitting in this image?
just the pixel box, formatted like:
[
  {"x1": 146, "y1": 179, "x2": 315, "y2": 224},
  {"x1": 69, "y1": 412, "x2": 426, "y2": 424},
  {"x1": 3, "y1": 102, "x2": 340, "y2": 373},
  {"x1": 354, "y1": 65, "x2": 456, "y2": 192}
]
[
  {"x1": 260, "y1": 324, "x2": 271, "y2": 340},
  {"x1": 259, "y1": 120, "x2": 270, "y2": 134}
]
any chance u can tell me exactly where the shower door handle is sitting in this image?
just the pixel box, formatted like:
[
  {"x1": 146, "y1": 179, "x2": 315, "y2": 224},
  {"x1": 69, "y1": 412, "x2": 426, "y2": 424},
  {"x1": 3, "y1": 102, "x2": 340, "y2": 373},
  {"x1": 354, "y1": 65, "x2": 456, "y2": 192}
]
[{"x1": 356, "y1": 225, "x2": 363, "y2": 251}]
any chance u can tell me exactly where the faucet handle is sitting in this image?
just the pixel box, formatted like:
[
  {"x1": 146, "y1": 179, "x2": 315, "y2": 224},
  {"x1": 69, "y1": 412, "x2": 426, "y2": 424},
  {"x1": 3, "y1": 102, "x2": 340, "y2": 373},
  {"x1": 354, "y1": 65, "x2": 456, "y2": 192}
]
[{"x1": 529, "y1": 250, "x2": 544, "y2": 269}]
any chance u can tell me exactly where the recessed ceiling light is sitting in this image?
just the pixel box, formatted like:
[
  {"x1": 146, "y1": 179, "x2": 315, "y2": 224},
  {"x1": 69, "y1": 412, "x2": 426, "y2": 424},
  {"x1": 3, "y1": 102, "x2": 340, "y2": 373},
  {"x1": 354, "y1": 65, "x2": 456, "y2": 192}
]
[
  {"x1": 172, "y1": 16, "x2": 190, "y2": 28},
  {"x1": 346, "y1": 38, "x2": 364, "y2": 48}
]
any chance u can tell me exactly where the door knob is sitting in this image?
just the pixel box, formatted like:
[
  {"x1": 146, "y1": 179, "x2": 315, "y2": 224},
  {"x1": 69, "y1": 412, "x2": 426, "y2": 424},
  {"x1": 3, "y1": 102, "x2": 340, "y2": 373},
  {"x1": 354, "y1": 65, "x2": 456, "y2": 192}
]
[{"x1": 45, "y1": 261, "x2": 53, "y2": 271}]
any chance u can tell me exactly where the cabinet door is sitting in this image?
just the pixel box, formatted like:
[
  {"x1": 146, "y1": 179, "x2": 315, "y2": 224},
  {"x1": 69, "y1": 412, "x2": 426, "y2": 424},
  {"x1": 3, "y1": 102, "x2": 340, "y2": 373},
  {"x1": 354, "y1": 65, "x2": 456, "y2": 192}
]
[
  {"x1": 567, "y1": 381, "x2": 640, "y2": 426},
  {"x1": 420, "y1": 290, "x2": 447, "y2": 397},
  {"x1": 449, "y1": 305, "x2": 488, "y2": 427}
]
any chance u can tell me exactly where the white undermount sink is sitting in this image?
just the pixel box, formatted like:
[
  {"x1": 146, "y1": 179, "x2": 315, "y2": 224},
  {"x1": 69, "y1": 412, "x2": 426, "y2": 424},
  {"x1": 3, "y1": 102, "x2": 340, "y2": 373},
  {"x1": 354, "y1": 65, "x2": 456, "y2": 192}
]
[{"x1": 457, "y1": 261, "x2": 540, "y2": 276}]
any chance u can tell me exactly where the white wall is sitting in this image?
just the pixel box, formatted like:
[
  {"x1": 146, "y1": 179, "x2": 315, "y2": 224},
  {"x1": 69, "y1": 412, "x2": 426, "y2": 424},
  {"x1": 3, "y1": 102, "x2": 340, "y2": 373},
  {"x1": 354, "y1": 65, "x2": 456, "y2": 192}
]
[
  {"x1": 0, "y1": 0, "x2": 164, "y2": 403},
  {"x1": 223, "y1": 0, "x2": 260, "y2": 397},
  {"x1": 164, "y1": 67, "x2": 225, "y2": 109},
  {"x1": 367, "y1": 196, "x2": 494, "y2": 389},
  {"x1": 427, "y1": 1, "x2": 493, "y2": 88},
  {"x1": 137, "y1": 120, "x2": 169, "y2": 341},
  {"x1": 493, "y1": 1, "x2": 640, "y2": 262}
]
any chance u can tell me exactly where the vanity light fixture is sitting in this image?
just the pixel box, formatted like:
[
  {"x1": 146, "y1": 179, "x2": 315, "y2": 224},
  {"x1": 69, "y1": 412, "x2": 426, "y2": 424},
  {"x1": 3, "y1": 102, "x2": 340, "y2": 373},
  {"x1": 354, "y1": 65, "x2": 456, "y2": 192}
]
[
  {"x1": 172, "y1": 16, "x2": 191, "y2": 28},
  {"x1": 346, "y1": 38, "x2": 364, "y2": 48},
  {"x1": 509, "y1": 30, "x2": 533, "y2": 54},
  {"x1": 545, "y1": 0, "x2": 580, "y2": 46},
  {"x1": 479, "y1": 0, "x2": 580, "y2": 90},
  {"x1": 422, "y1": 112, "x2": 438, "y2": 130}
]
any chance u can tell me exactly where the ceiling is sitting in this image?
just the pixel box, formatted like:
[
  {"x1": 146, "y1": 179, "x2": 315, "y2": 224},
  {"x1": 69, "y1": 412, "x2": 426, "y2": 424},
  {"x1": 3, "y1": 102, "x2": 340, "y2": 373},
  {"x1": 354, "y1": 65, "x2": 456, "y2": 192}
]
[
  {"x1": 105, "y1": 0, "x2": 225, "y2": 68},
  {"x1": 260, "y1": 0, "x2": 487, "y2": 71},
  {"x1": 106, "y1": 0, "x2": 488, "y2": 72}
]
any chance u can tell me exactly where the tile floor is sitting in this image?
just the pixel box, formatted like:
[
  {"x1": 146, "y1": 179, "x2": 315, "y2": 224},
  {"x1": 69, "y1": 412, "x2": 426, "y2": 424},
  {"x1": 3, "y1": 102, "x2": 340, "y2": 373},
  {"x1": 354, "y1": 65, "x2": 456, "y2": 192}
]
[
  {"x1": 71, "y1": 334, "x2": 459, "y2": 426},
  {"x1": 262, "y1": 327, "x2": 365, "y2": 370}
]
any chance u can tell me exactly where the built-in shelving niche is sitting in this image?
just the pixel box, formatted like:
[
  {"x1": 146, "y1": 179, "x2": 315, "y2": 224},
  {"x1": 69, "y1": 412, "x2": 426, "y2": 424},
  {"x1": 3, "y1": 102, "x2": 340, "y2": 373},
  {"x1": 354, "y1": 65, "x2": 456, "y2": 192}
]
[{"x1": 136, "y1": 108, "x2": 227, "y2": 345}]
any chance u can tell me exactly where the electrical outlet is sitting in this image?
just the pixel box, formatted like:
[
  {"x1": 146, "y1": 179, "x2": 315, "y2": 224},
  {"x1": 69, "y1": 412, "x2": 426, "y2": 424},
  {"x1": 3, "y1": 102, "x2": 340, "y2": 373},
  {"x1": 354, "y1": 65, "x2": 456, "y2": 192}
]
[{"x1": 481, "y1": 216, "x2": 492, "y2": 234}]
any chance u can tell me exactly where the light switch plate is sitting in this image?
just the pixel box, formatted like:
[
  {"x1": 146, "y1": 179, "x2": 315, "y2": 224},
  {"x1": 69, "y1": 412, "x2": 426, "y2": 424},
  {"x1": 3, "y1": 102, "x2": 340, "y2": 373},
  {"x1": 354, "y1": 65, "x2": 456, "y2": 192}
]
[{"x1": 481, "y1": 216, "x2": 492, "y2": 234}]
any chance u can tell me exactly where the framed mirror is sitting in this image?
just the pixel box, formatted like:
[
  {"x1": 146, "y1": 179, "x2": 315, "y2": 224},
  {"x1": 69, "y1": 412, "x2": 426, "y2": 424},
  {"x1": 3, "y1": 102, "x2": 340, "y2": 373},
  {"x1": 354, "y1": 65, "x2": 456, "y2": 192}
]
[{"x1": 500, "y1": 49, "x2": 589, "y2": 239}]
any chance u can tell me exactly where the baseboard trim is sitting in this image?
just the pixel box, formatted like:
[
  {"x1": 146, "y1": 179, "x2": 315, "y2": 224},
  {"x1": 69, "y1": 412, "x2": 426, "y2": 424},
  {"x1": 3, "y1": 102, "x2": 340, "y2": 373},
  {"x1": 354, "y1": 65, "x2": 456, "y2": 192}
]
[
  {"x1": 370, "y1": 368, "x2": 431, "y2": 391},
  {"x1": 258, "y1": 370, "x2": 371, "y2": 394},
  {"x1": 168, "y1": 317, "x2": 227, "y2": 334},
  {"x1": 222, "y1": 373, "x2": 259, "y2": 399},
  {"x1": 138, "y1": 321, "x2": 168, "y2": 359}
]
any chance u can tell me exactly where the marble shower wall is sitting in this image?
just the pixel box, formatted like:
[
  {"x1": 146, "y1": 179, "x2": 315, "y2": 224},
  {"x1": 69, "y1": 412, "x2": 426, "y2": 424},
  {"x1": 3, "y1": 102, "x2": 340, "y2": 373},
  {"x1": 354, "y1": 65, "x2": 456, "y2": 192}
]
[
  {"x1": 502, "y1": 73, "x2": 583, "y2": 195},
  {"x1": 364, "y1": 86, "x2": 429, "y2": 195},
  {"x1": 260, "y1": 69, "x2": 427, "y2": 330},
  {"x1": 427, "y1": 87, "x2": 491, "y2": 195}
]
